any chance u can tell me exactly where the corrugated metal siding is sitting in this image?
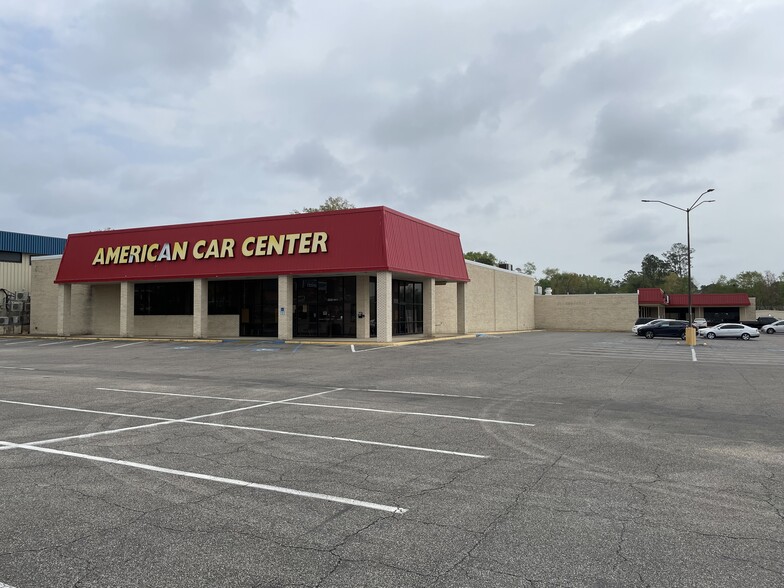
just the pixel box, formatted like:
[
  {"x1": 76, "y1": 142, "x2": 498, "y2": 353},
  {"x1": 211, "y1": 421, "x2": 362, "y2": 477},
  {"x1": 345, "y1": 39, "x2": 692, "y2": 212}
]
[
  {"x1": 0, "y1": 231, "x2": 66, "y2": 255},
  {"x1": 0, "y1": 254, "x2": 33, "y2": 291},
  {"x1": 637, "y1": 288, "x2": 665, "y2": 304},
  {"x1": 382, "y1": 209, "x2": 469, "y2": 282}
]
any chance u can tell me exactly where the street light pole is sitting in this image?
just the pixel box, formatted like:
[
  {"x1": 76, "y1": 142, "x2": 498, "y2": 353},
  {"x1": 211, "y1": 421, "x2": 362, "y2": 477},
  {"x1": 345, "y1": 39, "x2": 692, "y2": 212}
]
[{"x1": 642, "y1": 189, "x2": 715, "y2": 340}]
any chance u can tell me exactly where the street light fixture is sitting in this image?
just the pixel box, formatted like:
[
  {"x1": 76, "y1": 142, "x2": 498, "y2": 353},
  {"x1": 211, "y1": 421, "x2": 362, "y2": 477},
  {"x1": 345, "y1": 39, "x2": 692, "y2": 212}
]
[{"x1": 641, "y1": 189, "x2": 716, "y2": 339}]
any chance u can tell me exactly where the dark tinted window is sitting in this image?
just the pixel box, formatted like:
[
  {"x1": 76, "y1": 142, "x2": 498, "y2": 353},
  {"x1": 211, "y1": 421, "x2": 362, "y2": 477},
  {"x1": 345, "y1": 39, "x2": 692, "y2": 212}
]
[
  {"x1": 134, "y1": 282, "x2": 193, "y2": 315},
  {"x1": 0, "y1": 251, "x2": 22, "y2": 263}
]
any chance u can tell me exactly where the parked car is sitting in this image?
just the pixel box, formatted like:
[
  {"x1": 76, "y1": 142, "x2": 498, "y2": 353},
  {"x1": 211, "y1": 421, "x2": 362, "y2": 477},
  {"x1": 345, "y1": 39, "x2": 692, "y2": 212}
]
[
  {"x1": 698, "y1": 323, "x2": 760, "y2": 340},
  {"x1": 637, "y1": 320, "x2": 689, "y2": 339},
  {"x1": 740, "y1": 316, "x2": 779, "y2": 329},
  {"x1": 761, "y1": 319, "x2": 784, "y2": 334},
  {"x1": 632, "y1": 318, "x2": 663, "y2": 334},
  {"x1": 692, "y1": 318, "x2": 707, "y2": 328}
]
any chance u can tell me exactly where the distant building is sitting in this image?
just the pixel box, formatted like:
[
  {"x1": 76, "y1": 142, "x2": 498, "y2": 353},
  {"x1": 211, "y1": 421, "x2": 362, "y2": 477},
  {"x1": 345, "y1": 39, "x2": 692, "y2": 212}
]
[{"x1": 1, "y1": 230, "x2": 67, "y2": 293}]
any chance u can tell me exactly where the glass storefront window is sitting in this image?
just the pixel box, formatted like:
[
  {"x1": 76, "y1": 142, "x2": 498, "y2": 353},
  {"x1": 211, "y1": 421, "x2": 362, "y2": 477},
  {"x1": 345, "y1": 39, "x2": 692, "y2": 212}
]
[{"x1": 392, "y1": 279, "x2": 423, "y2": 335}]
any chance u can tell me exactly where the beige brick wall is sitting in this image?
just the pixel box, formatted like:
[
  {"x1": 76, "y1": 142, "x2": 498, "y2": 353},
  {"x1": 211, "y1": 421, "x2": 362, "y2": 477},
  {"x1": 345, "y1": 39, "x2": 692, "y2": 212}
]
[
  {"x1": 31, "y1": 257, "x2": 91, "y2": 335},
  {"x1": 434, "y1": 282, "x2": 458, "y2": 334},
  {"x1": 534, "y1": 293, "x2": 638, "y2": 331},
  {"x1": 434, "y1": 262, "x2": 535, "y2": 334},
  {"x1": 92, "y1": 284, "x2": 120, "y2": 335}
]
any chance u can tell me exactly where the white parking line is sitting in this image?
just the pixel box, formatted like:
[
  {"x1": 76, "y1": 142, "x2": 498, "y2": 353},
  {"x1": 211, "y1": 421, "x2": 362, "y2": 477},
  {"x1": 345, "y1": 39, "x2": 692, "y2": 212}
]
[
  {"x1": 38, "y1": 341, "x2": 66, "y2": 347},
  {"x1": 73, "y1": 341, "x2": 107, "y2": 348},
  {"x1": 189, "y1": 421, "x2": 488, "y2": 458},
  {"x1": 280, "y1": 402, "x2": 535, "y2": 426},
  {"x1": 0, "y1": 580, "x2": 18, "y2": 588},
  {"x1": 113, "y1": 341, "x2": 144, "y2": 348},
  {"x1": 97, "y1": 387, "x2": 263, "y2": 403},
  {"x1": 3, "y1": 341, "x2": 30, "y2": 346},
  {"x1": 0, "y1": 366, "x2": 35, "y2": 371},
  {"x1": 0, "y1": 389, "x2": 343, "y2": 450},
  {"x1": 350, "y1": 345, "x2": 391, "y2": 353},
  {"x1": 0, "y1": 399, "x2": 170, "y2": 422},
  {"x1": 0, "y1": 441, "x2": 407, "y2": 514},
  {"x1": 362, "y1": 388, "x2": 483, "y2": 399},
  {"x1": 691, "y1": 348, "x2": 697, "y2": 362}
]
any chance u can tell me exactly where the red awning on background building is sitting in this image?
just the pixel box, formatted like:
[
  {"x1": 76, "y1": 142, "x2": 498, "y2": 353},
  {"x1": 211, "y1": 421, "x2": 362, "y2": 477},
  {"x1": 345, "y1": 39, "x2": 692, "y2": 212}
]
[{"x1": 638, "y1": 288, "x2": 750, "y2": 307}]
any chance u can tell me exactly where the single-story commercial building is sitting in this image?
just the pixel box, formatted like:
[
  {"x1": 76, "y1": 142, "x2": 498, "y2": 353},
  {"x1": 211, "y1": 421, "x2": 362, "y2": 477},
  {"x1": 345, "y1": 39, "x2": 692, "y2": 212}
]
[
  {"x1": 1, "y1": 231, "x2": 66, "y2": 335},
  {"x1": 30, "y1": 207, "x2": 536, "y2": 341},
  {"x1": 535, "y1": 287, "x2": 758, "y2": 331}
]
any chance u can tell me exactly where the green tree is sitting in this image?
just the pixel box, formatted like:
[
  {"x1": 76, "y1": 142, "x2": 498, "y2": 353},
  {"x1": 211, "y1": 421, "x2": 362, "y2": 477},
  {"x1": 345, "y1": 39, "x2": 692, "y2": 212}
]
[
  {"x1": 521, "y1": 261, "x2": 536, "y2": 276},
  {"x1": 464, "y1": 251, "x2": 499, "y2": 266},
  {"x1": 662, "y1": 242, "x2": 692, "y2": 278},
  {"x1": 640, "y1": 254, "x2": 670, "y2": 287},
  {"x1": 293, "y1": 196, "x2": 355, "y2": 213}
]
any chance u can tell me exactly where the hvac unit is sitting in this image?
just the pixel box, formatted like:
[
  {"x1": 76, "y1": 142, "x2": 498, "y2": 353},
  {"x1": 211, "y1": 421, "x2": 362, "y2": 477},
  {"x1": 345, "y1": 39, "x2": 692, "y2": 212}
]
[
  {"x1": 11, "y1": 316, "x2": 20, "y2": 325},
  {"x1": 0, "y1": 317, "x2": 9, "y2": 326},
  {"x1": 9, "y1": 301, "x2": 23, "y2": 312}
]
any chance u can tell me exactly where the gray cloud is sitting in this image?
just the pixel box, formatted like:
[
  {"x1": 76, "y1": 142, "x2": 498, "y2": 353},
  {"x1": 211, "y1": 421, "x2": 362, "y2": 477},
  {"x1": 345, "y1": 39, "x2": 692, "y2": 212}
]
[
  {"x1": 371, "y1": 29, "x2": 548, "y2": 147},
  {"x1": 272, "y1": 140, "x2": 360, "y2": 193},
  {"x1": 581, "y1": 98, "x2": 742, "y2": 178}
]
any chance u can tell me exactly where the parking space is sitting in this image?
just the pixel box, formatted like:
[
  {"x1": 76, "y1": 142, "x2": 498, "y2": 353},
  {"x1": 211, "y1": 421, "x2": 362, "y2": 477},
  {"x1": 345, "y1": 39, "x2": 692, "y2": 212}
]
[{"x1": 1, "y1": 332, "x2": 783, "y2": 587}]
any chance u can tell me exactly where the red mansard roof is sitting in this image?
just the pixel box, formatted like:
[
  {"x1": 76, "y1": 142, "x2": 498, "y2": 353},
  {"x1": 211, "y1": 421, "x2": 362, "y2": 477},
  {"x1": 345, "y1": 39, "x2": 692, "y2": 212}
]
[
  {"x1": 55, "y1": 206, "x2": 470, "y2": 284},
  {"x1": 638, "y1": 288, "x2": 750, "y2": 307}
]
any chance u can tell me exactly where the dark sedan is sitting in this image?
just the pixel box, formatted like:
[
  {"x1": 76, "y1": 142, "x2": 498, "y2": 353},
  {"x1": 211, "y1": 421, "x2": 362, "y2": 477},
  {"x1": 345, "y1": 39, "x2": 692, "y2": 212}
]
[{"x1": 636, "y1": 319, "x2": 689, "y2": 339}]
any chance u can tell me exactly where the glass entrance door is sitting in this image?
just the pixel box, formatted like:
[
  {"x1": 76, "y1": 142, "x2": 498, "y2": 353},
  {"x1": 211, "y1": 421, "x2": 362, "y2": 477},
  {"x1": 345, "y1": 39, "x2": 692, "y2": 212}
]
[{"x1": 294, "y1": 277, "x2": 356, "y2": 338}]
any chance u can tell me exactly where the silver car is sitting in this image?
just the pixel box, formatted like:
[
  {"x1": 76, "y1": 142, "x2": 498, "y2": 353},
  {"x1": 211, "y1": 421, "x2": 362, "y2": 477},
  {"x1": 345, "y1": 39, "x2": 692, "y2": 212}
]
[
  {"x1": 698, "y1": 323, "x2": 760, "y2": 340},
  {"x1": 761, "y1": 319, "x2": 784, "y2": 334}
]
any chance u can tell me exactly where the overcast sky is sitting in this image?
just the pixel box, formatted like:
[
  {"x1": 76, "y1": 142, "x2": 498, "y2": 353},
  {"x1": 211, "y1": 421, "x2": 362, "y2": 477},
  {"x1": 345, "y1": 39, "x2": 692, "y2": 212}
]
[{"x1": 2, "y1": 0, "x2": 783, "y2": 284}]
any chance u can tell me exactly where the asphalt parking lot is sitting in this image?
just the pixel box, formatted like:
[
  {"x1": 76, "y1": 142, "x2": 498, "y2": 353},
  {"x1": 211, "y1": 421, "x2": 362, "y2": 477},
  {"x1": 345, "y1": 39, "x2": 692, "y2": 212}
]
[{"x1": 1, "y1": 331, "x2": 782, "y2": 587}]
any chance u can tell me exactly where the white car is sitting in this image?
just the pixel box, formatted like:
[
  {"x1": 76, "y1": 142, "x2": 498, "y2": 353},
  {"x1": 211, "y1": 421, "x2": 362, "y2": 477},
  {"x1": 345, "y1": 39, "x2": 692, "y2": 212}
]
[
  {"x1": 692, "y1": 318, "x2": 707, "y2": 328},
  {"x1": 632, "y1": 318, "x2": 664, "y2": 334},
  {"x1": 698, "y1": 323, "x2": 760, "y2": 340},
  {"x1": 761, "y1": 319, "x2": 784, "y2": 334}
]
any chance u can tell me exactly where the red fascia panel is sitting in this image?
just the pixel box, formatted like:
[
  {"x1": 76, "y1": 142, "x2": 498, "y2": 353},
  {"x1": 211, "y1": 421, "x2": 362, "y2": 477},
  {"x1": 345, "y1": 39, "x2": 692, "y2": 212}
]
[
  {"x1": 638, "y1": 288, "x2": 665, "y2": 304},
  {"x1": 55, "y1": 207, "x2": 469, "y2": 284},
  {"x1": 381, "y1": 209, "x2": 469, "y2": 282},
  {"x1": 666, "y1": 293, "x2": 751, "y2": 307}
]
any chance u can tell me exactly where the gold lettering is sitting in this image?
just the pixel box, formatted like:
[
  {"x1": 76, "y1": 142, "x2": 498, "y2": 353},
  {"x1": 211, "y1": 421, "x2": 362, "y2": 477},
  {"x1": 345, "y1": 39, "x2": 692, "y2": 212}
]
[
  {"x1": 267, "y1": 235, "x2": 284, "y2": 255},
  {"x1": 220, "y1": 239, "x2": 235, "y2": 258},
  {"x1": 204, "y1": 239, "x2": 220, "y2": 259},
  {"x1": 173, "y1": 241, "x2": 188, "y2": 261},
  {"x1": 241, "y1": 236, "x2": 255, "y2": 257},
  {"x1": 147, "y1": 243, "x2": 159, "y2": 262},
  {"x1": 311, "y1": 232, "x2": 328, "y2": 253},
  {"x1": 106, "y1": 247, "x2": 121, "y2": 264},
  {"x1": 119, "y1": 245, "x2": 130, "y2": 264},
  {"x1": 192, "y1": 240, "x2": 206, "y2": 259},
  {"x1": 286, "y1": 233, "x2": 300, "y2": 254},
  {"x1": 298, "y1": 233, "x2": 312, "y2": 254},
  {"x1": 92, "y1": 248, "x2": 105, "y2": 266},
  {"x1": 255, "y1": 235, "x2": 268, "y2": 256}
]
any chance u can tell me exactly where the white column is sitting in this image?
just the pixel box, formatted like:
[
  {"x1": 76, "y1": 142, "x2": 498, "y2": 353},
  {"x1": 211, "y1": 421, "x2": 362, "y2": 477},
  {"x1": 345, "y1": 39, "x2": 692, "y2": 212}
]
[
  {"x1": 356, "y1": 275, "x2": 370, "y2": 339},
  {"x1": 193, "y1": 278, "x2": 208, "y2": 338},
  {"x1": 57, "y1": 284, "x2": 71, "y2": 336},
  {"x1": 277, "y1": 275, "x2": 293, "y2": 340},
  {"x1": 457, "y1": 281, "x2": 467, "y2": 335},
  {"x1": 376, "y1": 271, "x2": 393, "y2": 342},
  {"x1": 119, "y1": 282, "x2": 134, "y2": 337},
  {"x1": 423, "y1": 277, "x2": 435, "y2": 337}
]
